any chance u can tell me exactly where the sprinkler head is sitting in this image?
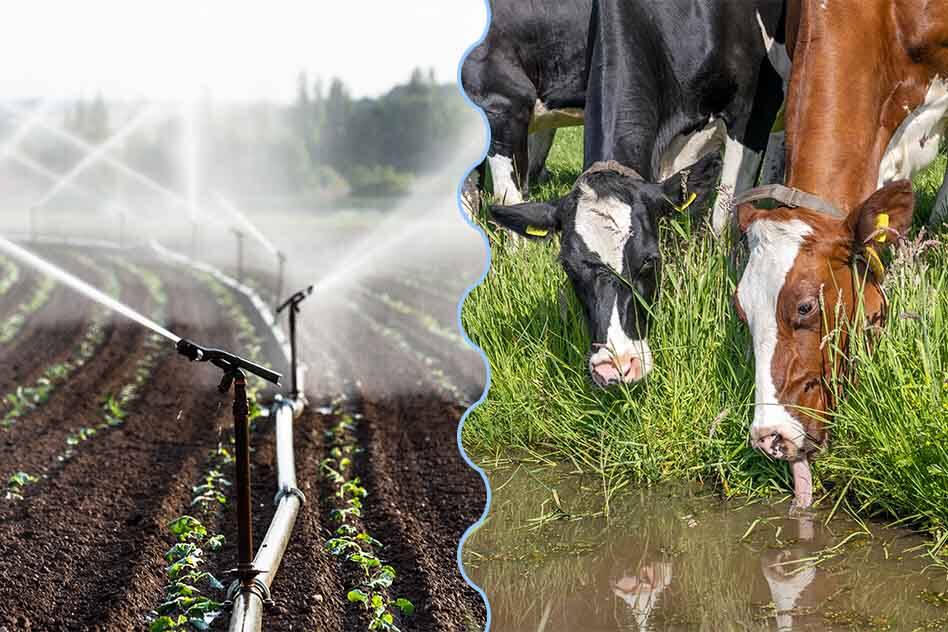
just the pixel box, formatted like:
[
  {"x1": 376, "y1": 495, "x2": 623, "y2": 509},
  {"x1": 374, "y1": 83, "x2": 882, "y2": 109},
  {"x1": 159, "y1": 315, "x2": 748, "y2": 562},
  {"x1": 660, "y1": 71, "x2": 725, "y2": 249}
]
[
  {"x1": 276, "y1": 285, "x2": 314, "y2": 314},
  {"x1": 176, "y1": 338, "x2": 282, "y2": 385}
]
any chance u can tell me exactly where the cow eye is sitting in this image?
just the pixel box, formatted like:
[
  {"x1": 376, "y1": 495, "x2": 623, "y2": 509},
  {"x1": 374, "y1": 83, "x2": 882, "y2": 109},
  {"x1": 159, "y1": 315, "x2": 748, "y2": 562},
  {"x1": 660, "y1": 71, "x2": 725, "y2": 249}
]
[{"x1": 797, "y1": 299, "x2": 816, "y2": 317}]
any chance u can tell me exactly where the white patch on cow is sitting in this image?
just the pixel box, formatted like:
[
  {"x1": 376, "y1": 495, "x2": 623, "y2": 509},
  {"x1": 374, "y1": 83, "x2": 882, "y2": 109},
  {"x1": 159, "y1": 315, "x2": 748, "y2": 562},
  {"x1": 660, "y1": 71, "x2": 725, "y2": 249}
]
[
  {"x1": 878, "y1": 77, "x2": 948, "y2": 187},
  {"x1": 712, "y1": 136, "x2": 762, "y2": 235},
  {"x1": 588, "y1": 300, "x2": 654, "y2": 378},
  {"x1": 738, "y1": 218, "x2": 812, "y2": 450},
  {"x1": 487, "y1": 154, "x2": 524, "y2": 205},
  {"x1": 756, "y1": 10, "x2": 791, "y2": 84},
  {"x1": 529, "y1": 99, "x2": 584, "y2": 133},
  {"x1": 574, "y1": 184, "x2": 632, "y2": 271},
  {"x1": 658, "y1": 118, "x2": 727, "y2": 182}
]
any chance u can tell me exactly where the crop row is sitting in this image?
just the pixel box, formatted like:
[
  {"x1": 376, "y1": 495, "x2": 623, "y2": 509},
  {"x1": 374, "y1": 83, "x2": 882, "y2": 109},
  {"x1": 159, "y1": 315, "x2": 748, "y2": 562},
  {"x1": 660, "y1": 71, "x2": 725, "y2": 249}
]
[
  {"x1": 0, "y1": 274, "x2": 56, "y2": 344},
  {"x1": 0, "y1": 256, "x2": 18, "y2": 297},
  {"x1": 342, "y1": 298, "x2": 469, "y2": 406},
  {"x1": 322, "y1": 404, "x2": 414, "y2": 631},
  {"x1": 2, "y1": 255, "x2": 117, "y2": 431},
  {"x1": 148, "y1": 271, "x2": 268, "y2": 632},
  {"x1": 356, "y1": 288, "x2": 467, "y2": 351},
  {"x1": 5, "y1": 258, "x2": 159, "y2": 499}
]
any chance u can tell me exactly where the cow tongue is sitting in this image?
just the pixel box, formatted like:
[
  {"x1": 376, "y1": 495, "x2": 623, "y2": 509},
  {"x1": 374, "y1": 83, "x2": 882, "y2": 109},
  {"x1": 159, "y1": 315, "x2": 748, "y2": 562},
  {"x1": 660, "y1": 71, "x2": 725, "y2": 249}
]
[{"x1": 790, "y1": 458, "x2": 813, "y2": 509}]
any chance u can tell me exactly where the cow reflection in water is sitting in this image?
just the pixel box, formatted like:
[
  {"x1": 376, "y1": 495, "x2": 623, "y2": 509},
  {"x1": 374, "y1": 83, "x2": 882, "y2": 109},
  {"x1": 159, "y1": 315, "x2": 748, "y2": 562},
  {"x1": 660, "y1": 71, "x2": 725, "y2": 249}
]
[
  {"x1": 607, "y1": 518, "x2": 827, "y2": 631},
  {"x1": 760, "y1": 518, "x2": 826, "y2": 631},
  {"x1": 610, "y1": 561, "x2": 673, "y2": 630}
]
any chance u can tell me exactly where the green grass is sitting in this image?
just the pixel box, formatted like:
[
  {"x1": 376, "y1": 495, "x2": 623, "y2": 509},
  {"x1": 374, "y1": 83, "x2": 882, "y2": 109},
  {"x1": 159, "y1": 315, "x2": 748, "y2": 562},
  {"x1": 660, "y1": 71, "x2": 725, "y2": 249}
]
[{"x1": 462, "y1": 127, "x2": 948, "y2": 540}]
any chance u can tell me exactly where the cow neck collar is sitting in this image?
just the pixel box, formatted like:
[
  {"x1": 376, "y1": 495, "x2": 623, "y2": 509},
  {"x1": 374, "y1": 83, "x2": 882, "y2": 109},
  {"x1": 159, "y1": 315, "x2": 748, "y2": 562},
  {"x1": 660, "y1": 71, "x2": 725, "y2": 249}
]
[
  {"x1": 581, "y1": 160, "x2": 644, "y2": 182},
  {"x1": 734, "y1": 184, "x2": 846, "y2": 219}
]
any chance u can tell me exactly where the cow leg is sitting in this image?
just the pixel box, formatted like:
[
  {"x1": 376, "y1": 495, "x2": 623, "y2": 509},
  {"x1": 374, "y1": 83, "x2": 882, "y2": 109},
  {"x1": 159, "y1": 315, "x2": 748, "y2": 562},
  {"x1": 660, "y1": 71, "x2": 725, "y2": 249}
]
[
  {"x1": 711, "y1": 137, "x2": 763, "y2": 235},
  {"x1": 930, "y1": 165, "x2": 948, "y2": 227},
  {"x1": 527, "y1": 128, "x2": 557, "y2": 193}
]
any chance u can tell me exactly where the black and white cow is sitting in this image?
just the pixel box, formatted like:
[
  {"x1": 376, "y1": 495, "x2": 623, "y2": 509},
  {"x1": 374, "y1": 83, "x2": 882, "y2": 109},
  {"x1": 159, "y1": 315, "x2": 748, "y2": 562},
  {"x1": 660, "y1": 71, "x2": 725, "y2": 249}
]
[
  {"x1": 489, "y1": 0, "x2": 788, "y2": 386},
  {"x1": 492, "y1": 153, "x2": 721, "y2": 387},
  {"x1": 461, "y1": 0, "x2": 592, "y2": 204},
  {"x1": 584, "y1": 0, "x2": 789, "y2": 235}
]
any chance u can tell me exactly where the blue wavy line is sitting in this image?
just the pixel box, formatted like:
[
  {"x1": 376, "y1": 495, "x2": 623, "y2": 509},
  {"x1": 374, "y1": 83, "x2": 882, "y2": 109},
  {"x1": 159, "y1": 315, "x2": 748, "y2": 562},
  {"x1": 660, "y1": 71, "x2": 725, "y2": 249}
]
[{"x1": 454, "y1": 0, "x2": 494, "y2": 629}]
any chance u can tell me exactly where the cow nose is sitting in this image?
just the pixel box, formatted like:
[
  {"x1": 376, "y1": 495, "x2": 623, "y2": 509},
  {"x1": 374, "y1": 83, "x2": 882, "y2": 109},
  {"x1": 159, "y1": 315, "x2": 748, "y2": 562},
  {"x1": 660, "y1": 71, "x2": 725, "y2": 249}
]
[{"x1": 590, "y1": 357, "x2": 644, "y2": 387}]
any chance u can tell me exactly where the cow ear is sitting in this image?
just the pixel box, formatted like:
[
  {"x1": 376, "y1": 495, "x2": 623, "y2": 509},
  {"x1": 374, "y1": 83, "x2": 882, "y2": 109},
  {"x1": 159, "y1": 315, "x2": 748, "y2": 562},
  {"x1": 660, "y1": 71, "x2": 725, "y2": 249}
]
[
  {"x1": 490, "y1": 200, "x2": 562, "y2": 240},
  {"x1": 847, "y1": 179, "x2": 914, "y2": 252},
  {"x1": 659, "y1": 151, "x2": 723, "y2": 216}
]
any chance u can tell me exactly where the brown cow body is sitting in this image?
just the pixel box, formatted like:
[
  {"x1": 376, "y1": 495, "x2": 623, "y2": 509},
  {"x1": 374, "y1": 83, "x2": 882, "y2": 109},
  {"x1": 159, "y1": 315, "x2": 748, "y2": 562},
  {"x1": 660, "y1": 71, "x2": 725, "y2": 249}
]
[{"x1": 735, "y1": 0, "x2": 948, "y2": 507}]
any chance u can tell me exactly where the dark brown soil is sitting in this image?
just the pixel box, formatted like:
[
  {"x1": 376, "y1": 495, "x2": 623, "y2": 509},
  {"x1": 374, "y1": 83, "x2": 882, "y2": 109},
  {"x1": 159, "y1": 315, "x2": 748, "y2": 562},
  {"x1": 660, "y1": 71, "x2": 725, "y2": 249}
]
[{"x1": 0, "y1": 249, "x2": 488, "y2": 632}]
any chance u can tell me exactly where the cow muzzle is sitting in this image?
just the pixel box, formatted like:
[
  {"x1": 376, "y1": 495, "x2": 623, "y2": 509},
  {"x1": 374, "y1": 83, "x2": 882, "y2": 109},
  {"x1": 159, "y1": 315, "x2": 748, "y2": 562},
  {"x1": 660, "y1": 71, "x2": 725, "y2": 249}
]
[{"x1": 588, "y1": 340, "x2": 654, "y2": 388}]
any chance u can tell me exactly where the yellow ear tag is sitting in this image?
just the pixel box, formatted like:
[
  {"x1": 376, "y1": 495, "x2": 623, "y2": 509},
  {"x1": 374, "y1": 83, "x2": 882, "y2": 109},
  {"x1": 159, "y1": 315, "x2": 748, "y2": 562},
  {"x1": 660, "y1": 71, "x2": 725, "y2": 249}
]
[
  {"x1": 875, "y1": 213, "x2": 889, "y2": 244},
  {"x1": 675, "y1": 192, "x2": 698, "y2": 214},
  {"x1": 866, "y1": 246, "x2": 886, "y2": 278},
  {"x1": 526, "y1": 225, "x2": 549, "y2": 237}
]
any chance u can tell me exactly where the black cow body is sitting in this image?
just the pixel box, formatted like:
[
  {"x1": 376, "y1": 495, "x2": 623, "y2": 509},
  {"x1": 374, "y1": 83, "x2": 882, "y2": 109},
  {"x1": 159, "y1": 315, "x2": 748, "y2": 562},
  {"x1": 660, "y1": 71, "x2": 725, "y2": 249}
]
[
  {"x1": 490, "y1": 0, "x2": 790, "y2": 386},
  {"x1": 462, "y1": 0, "x2": 592, "y2": 204},
  {"x1": 586, "y1": 0, "x2": 788, "y2": 233}
]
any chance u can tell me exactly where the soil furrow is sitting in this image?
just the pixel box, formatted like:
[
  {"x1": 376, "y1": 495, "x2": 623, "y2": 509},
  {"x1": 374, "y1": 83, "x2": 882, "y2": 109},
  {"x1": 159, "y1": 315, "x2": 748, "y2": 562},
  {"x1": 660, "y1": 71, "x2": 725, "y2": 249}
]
[
  {"x1": 0, "y1": 265, "x2": 151, "y2": 479},
  {"x1": 0, "y1": 266, "x2": 238, "y2": 630},
  {"x1": 0, "y1": 255, "x2": 100, "y2": 396}
]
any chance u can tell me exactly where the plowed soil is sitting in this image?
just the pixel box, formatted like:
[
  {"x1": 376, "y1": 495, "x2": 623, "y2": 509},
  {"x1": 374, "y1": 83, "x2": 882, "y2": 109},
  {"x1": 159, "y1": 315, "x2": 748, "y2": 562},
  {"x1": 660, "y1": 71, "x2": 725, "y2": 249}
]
[{"x1": 0, "y1": 246, "x2": 487, "y2": 632}]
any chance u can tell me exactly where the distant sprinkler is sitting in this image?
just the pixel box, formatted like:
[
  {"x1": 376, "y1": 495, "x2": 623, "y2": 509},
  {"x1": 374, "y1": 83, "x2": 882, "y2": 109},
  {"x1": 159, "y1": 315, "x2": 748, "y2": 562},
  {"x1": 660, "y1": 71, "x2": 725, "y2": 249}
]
[
  {"x1": 276, "y1": 285, "x2": 314, "y2": 401},
  {"x1": 232, "y1": 228, "x2": 245, "y2": 283},
  {"x1": 274, "y1": 251, "x2": 287, "y2": 310}
]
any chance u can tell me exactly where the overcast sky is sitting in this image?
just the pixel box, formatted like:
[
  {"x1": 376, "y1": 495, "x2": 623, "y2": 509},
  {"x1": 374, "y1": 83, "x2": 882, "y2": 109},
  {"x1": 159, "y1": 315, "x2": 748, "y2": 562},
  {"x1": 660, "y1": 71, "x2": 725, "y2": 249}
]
[{"x1": 0, "y1": 1, "x2": 488, "y2": 102}]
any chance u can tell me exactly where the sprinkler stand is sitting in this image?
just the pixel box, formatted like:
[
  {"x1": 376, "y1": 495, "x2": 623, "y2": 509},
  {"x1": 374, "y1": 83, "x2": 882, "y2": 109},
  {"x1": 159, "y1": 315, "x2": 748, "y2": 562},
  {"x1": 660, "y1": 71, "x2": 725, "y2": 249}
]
[
  {"x1": 276, "y1": 286, "x2": 313, "y2": 401},
  {"x1": 228, "y1": 368, "x2": 260, "y2": 589}
]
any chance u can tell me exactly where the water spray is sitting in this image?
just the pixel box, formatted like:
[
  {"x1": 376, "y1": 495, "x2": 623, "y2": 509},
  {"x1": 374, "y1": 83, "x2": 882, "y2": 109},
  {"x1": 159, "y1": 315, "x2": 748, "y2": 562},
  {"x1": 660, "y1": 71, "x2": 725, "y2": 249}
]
[{"x1": 0, "y1": 235, "x2": 179, "y2": 342}]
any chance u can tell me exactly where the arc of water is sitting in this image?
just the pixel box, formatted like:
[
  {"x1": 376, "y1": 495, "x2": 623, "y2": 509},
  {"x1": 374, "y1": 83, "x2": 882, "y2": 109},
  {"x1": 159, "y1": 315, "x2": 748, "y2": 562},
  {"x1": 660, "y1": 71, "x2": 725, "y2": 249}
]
[
  {"x1": 215, "y1": 193, "x2": 279, "y2": 256},
  {"x1": 0, "y1": 100, "x2": 54, "y2": 158},
  {"x1": 33, "y1": 103, "x2": 164, "y2": 209},
  {"x1": 0, "y1": 235, "x2": 180, "y2": 343},
  {"x1": 7, "y1": 150, "x2": 109, "y2": 208},
  {"x1": 0, "y1": 102, "x2": 193, "y2": 213}
]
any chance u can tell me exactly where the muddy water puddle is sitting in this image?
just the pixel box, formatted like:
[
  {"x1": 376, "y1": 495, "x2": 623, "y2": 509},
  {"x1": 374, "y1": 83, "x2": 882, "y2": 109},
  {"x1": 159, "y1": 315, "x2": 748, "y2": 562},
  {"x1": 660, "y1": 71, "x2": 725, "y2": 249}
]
[{"x1": 464, "y1": 464, "x2": 948, "y2": 631}]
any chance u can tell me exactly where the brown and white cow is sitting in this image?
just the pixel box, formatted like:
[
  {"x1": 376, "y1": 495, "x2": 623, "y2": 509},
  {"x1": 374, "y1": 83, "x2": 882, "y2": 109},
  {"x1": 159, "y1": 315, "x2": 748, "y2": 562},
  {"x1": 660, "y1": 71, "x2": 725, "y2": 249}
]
[{"x1": 734, "y1": 0, "x2": 948, "y2": 507}]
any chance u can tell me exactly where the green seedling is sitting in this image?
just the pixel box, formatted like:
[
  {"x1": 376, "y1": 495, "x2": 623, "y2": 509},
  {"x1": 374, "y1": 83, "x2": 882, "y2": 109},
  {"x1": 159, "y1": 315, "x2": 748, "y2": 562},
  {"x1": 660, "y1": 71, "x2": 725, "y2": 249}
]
[{"x1": 6, "y1": 471, "x2": 38, "y2": 500}]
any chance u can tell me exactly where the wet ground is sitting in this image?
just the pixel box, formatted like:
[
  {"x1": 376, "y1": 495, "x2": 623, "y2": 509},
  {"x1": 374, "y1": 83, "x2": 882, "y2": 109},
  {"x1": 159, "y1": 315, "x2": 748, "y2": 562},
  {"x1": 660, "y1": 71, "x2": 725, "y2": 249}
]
[{"x1": 464, "y1": 462, "x2": 948, "y2": 631}]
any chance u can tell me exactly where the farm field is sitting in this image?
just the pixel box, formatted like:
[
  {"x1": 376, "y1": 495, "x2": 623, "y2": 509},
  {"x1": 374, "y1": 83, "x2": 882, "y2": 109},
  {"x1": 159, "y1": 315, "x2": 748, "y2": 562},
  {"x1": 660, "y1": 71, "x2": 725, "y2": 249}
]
[
  {"x1": 461, "y1": 127, "x2": 948, "y2": 627},
  {"x1": 0, "y1": 229, "x2": 486, "y2": 631}
]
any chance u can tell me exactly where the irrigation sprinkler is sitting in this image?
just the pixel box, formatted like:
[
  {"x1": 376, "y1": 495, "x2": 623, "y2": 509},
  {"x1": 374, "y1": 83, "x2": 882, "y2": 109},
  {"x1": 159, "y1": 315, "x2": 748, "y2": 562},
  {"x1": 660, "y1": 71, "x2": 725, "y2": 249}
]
[
  {"x1": 175, "y1": 339, "x2": 282, "y2": 600},
  {"x1": 232, "y1": 229, "x2": 245, "y2": 283},
  {"x1": 276, "y1": 286, "x2": 313, "y2": 401},
  {"x1": 274, "y1": 251, "x2": 286, "y2": 311}
]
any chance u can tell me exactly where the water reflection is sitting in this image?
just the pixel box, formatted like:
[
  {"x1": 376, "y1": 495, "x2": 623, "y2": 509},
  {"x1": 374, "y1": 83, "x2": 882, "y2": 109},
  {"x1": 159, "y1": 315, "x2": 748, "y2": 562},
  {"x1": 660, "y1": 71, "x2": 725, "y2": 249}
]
[{"x1": 464, "y1": 464, "x2": 947, "y2": 631}]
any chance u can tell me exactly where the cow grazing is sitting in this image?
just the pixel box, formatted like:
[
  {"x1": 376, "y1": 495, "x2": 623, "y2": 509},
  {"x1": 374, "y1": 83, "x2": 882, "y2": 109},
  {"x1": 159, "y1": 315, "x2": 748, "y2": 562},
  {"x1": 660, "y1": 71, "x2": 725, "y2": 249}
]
[
  {"x1": 462, "y1": 0, "x2": 592, "y2": 205},
  {"x1": 584, "y1": 0, "x2": 789, "y2": 235},
  {"x1": 491, "y1": 153, "x2": 721, "y2": 387},
  {"x1": 735, "y1": 0, "x2": 948, "y2": 507}
]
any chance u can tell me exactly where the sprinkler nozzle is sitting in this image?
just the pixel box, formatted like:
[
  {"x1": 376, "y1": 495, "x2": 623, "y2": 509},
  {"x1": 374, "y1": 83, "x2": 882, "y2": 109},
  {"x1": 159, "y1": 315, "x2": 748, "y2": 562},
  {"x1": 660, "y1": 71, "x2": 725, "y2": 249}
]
[
  {"x1": 176, "y1": 338, "x2": 282, "y2": 386},
  {"x1": 276, "y1": 285, "x2": 314, "y2": 314}
]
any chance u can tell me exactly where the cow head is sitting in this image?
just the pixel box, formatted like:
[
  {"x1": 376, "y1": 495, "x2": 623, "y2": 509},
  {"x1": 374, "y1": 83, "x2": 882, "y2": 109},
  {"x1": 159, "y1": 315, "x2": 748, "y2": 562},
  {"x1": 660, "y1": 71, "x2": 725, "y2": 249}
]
[
  {"x1": 491, "y1": 153, "x2": 720, "y2": 387},
  {"x1": 734, "y1": 180, "x2": 914, "y2": 460}
]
